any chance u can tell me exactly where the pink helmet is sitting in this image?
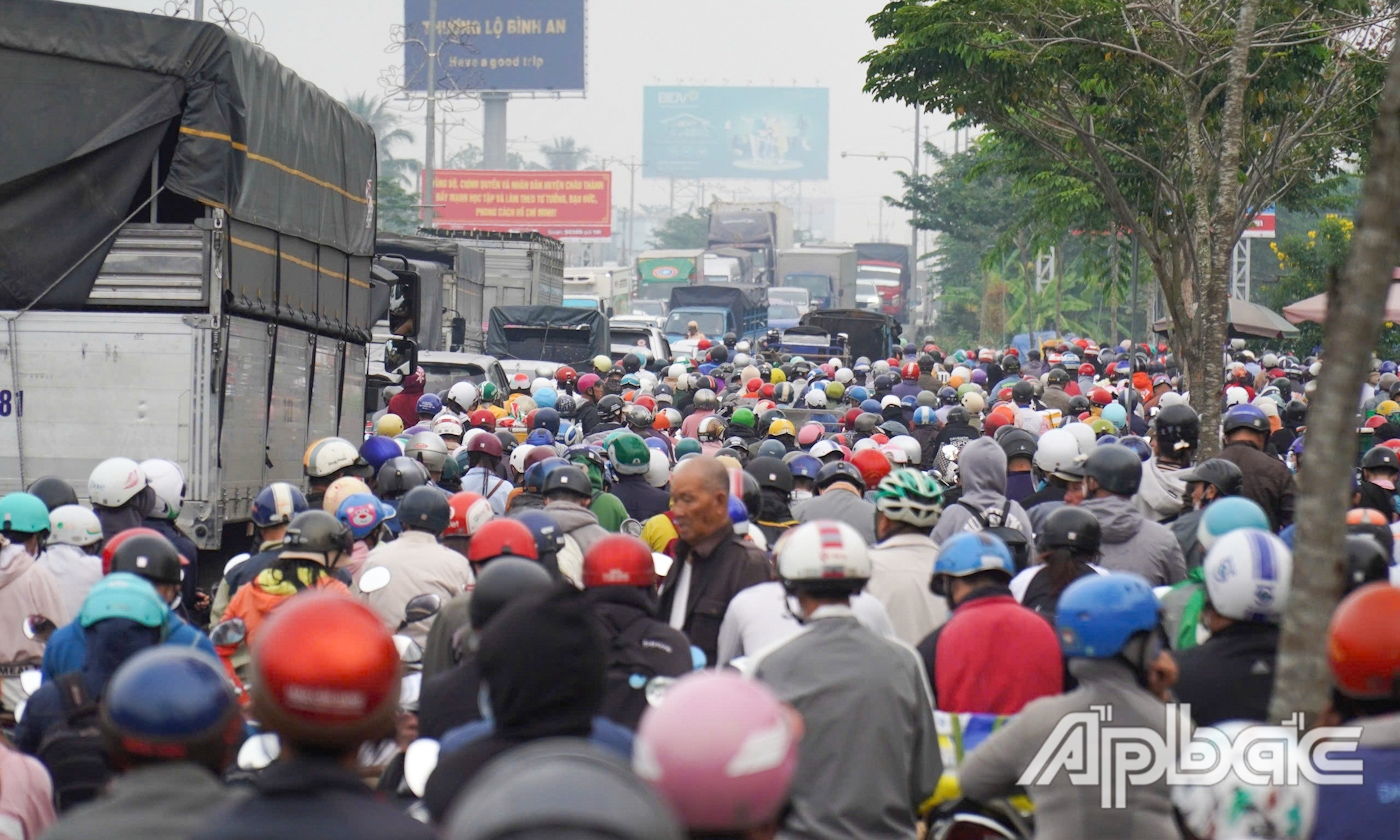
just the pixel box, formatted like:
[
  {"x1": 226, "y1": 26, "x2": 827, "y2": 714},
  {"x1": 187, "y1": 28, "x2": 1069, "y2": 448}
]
[
  {"x1": 634, "y1": 672, "x2": 801, "y2": 832},
  {"x1": 577, "y1": 373, "x2": 602, "y2": 392},
  {"x1": 797, "y1": 422, "x2": 824, "y2": 447}
]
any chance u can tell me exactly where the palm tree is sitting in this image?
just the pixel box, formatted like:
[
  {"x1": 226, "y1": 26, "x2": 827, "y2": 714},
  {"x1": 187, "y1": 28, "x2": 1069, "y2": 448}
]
[
  {"x1": 343, "y1": 92, "x2": 420, "y2": 188},
  {"x1": 539, "y1": 136, "x2": 590, "y2": 170}
]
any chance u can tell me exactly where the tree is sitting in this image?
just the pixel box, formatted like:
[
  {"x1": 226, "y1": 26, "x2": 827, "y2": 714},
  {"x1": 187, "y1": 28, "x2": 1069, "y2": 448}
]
[
  {"x1": 865, "y1": 0, "x2": 1393, "y2": 453},
  {"x1": 443, "y1": 143, "x2": 545, "y2": 171},
  {"x1": 539, "y1": 136, "x2": 591, "y2": 170},
  {"x1": 377, "y1": 177, "x2": 419, "y2": 235},
  {"x1": 342, "y1": 92, "x2": 420, "y2": 188},
  {"x1": 649, "y1": 210, "x2": 711, "y2": 250}
]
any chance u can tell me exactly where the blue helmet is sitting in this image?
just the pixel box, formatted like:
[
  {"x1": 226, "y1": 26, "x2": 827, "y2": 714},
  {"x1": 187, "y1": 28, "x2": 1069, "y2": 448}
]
[
  {"x1": 787, "y1": 454, "x2": 821, "y2": 481},
  {"x1": 359, "y1": 435, "x2": 403, "y2": 473},
  {"x1": 251, "y1": 482, "x2": 308, "y2": 528},
  {"x1": 1197, "y1": 496, "x2": 1271, "y2": 551},
  {"x1": 534, "y1": 386, "x2": 558, "y2": 409},
  {"x1": 901, "y1": 395, "x2": 917, "y2": 408},
  {"x1": 525, "y1": 428, "x2": 555, "y2": 447},
  {"x1": 511, "y1": 510, "x2": 568, "y2": 561},
  {"x1": 533, "y1": 407, "x2": 562, "y2": 435},
  {"x1": 1119, "y1": 436, "x2": 1152, "y2": 461},
  {"x1": 1056, "y1": 572, "x2": 1160, "y2": 658},
  {"x1": 1097, "y1": 434, "x2": 1120, "y2": 447},
  {"x1": 1222, "y1": 404, "x2": 1270, "y2": 435},
  {"x1": 913, "y1": 406, "x2": 937, "y2": 426},
  {"x1": 524, "y1": 457, "x2": 569, "y2": 494},
  {"x1": 80, "y1": 572, "x2": 169, "y2": 630},
  {"x1": 416, "y1": 393, "x2": 443, "y2": 416},
  {"x1": 930, "y1": 532, "x2": 1015, "y2": 595},
  {"x1": 558, "y1": 420, "x2": 583, "y2": 447},
  {"x1": 335, "y1": 493, "x2": 395, "y2": 539},
  {"x1": 847, "y1": 385, "x2": 869, "y2": 404},
  {"x1": 728, "y1": 495, "x2": 749, "y2": 525},
  {"x1": 100, "y1": 646, "x2": 241, "y2": 771},
  {"x1": 860, "y1": 398, "x2": 882, "y2": 414}
]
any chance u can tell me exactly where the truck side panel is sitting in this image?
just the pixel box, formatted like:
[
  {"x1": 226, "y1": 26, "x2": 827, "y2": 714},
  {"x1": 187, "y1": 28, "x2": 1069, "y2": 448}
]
[
  {"x1": 340, "y1": 343, "x2": 367, "y2": 441},
  {"x1": 219, "y1": 318, "x2": 273, "y2": 523},
  {"x1": 264, "y1": 326, "x2": 313, "y2": 480},
  {"x1": 308, "y1": 336, "x2": 342, "y2": 445}
]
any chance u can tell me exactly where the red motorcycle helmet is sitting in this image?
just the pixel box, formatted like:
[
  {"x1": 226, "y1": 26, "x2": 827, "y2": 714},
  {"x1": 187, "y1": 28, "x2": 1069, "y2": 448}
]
[
  {"x1": 555, "y1": 366, "x2": 577, "y2": 388},
  {"x1": 469, "y1": 409, "x2": 497, "y2": 431},
  {"x1": 101, "y1": 527, "x2": 165, "y2": 575},
  {"x1": 746, "y1": 377, "x2": 763, "y2": 394},
  {"x1": 523, "y1": 445, "x2": 558, "y2": 473},
  {"x1": 444, "y1": 491, "x2": 494, "y2": 538},
  {"x1": 1089, "y1": 387, "x2": 1114, "y2": 406},
  {"x1": 250, "y1": 592, "x2": 399, "y2": 748},
  {"x1": 697, "y1": 339, "x2": 712, "y2": 351},
  {"x1": 1328, "y1": 583, "x2": 1400, "y2": 698},
  {"x1": 760, "y1": 383, "x2": 775, "y2": 399},
  {"x1": 1077, "y1": 363, "x2": 1097, "y2": 377},
  {"x1": 850, "y1": 448, "x2": 892, "y2": 489},
  {"x1": 582, "y1": 534, "x2": 656, "y2": 588},
  {"x1": 468, "y1": 518, "x2": 540, "y2": 564},
  {"x1": 465, "y1": 431, "x2": 504, "y2": 458},
  {"x1": 900, "y1": 361, "x2": 920, "y2": 380},
  {"x1": 842, "y1": 408, "x2": 862, "y2": 431}
]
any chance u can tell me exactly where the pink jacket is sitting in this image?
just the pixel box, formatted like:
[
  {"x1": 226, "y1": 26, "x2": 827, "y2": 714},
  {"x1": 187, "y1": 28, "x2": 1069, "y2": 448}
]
[{"x1": 0, "y1": 742, "x2": 55, "y2": 840}]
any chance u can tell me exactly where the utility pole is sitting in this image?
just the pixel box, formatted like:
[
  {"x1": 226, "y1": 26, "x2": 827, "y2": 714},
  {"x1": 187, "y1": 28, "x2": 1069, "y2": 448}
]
[
  {"x1": 193, "y1": 0, "x2": 204, "y2": 19},
  {"x1": 910, "y1": 106, "x2": 920, "y2": 295},
  {"x1": 422, "y1": 0, "x2": 437, "y2": 229},
  {"x1": 600, "y1": 157, "x2": 643, "y2": 264}
]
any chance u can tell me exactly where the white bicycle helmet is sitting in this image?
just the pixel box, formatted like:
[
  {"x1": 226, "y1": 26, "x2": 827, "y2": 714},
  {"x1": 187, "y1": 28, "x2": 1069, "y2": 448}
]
[
  {"x1": 809, "y1": 440, "x2": 839, "y2": 460},
  {"x1": 88, "y1": 457, "x2": 146, "y2": 508},
  {"x1": 776, "y1": 520, "x2": 871, "y2": 585},
  {"x1": 1202, "y1": 528, "x2": 1292, "y2": 622},
  {"x1": 139, "y1": 458, "x2": 186, "y2": 519},
  {"x1": 879, "y1": 442, "x2": 909, "y2": 465},
  {"x1": 48, "y1": 504, "x2": 103, "y2": 547}
]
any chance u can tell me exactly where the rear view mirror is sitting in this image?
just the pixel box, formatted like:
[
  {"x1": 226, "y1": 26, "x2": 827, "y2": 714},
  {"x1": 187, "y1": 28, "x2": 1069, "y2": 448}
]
[
  {"x1": 23, "y1": 615, "x2": 55, "y2": 642},
  {"x1": 450, "y1": 317, "x2": 467, "y2": 350},
  {"x1": 384, "y1": 339, "x2": 418, "y2": 379},
  {"x1": 209, "y1": 618, "x2": 248, "y2": 648},
  {"x1": 404, "y1": 593, "x2": 443, "y2": 625},
  {"x1": 359, "y1": 565, "x2": 392, "y2": 593},
  {"x1": 381, "y1": 255, "x2": 420, "y2": 337}
]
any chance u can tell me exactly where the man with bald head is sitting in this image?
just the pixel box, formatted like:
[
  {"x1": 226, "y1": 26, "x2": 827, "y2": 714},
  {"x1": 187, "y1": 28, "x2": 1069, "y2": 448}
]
[{"x1": 657, "y1": 456, "x2": 773, "y2": 664}]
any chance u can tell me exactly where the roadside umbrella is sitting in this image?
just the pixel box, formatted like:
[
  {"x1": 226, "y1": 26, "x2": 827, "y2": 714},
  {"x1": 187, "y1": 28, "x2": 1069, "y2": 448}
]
[
  {"x1": 1284, "y1": 272, "x2": 1400, "y2": 325},
  {"x1": 1154, "y1": 298, "x2": 1299, "y2": 339}
]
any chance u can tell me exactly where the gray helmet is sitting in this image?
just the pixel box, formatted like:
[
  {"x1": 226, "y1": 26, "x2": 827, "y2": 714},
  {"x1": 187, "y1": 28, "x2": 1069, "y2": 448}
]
[
  {"x1": 693, "y1": 388, "x2": 719, "y2": 410},
  {"x1": 1080, "y1": 444, "x2": 1143, "y2": 496},
  {"x1": 405, "y1": 432, "x2": 450, "y2": 472},
  {"x1": 1175, "y1": 458, "x2": 1244, "y2": 497},
  {"x1": 854, "y1": 412, "x2": 881, "y2": 434},
  {"x1": 281, "y1": 510, "x2": 354, "y2": 561},
  {"x1": 398, "y1": 485, "x2": 452, "y2": 534},
  {"x1": 376, "y1": 456, "x2": 431, "y2": 500}
]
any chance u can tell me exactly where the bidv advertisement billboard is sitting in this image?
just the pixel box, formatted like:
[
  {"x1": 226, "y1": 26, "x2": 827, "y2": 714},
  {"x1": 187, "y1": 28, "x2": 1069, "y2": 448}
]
[
  {"x1": 643, "y1": 86, "x2": 829, "y2": 180},
  {"x1": 403, "y1": 0, "x2": 586, "y2": 92},
  {"x1": 426, "y1": 170, "x2": 611, "y2": 239}
]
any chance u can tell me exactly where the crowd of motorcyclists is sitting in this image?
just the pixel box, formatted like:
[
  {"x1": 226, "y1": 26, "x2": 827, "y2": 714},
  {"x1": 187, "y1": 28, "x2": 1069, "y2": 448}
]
[{"x1": 0, "y1": 332, "x2": 1398, "y2": 840}]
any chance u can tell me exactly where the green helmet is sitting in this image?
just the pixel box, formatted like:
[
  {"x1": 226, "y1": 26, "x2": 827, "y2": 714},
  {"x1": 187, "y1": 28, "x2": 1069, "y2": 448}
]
[
  {"x1": 674, "y1": 438, "x2": 702, "y2": 459},
  {"x1": 480, "y1": 382, "x2": 499, "y2": 402},
  {"x1": 874, "y1": 469, "x2": 946, "y2": 529},
  {"x1": 607, "y1": 432, "x2": 652, "y2": 476},
  {"x1": 0, "y1": 492, "x2": 51, "y2": 534},
  {"x1": 79, "y1": 572, "x2": 169, "y2": 629},
  {"x1": 825, "y1": 381, "x2": 845, "y2": 401},
  {"x1": 731, "y1": 408, "x2": 756, "y2": 429},
  {"x1": 440, "y1": 452, "x2": 465, "y2": 485},
  {"x1": 956, "y1": 383, "x2": 979, "y2": 398}
]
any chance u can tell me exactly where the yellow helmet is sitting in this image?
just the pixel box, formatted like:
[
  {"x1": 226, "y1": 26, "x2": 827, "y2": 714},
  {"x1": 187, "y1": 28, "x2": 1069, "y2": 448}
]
[
  {"x1": 593, "y1": 355, "x2": 613, "y2": 374},
  {"x1": 769, "y1": 368, "x2": 787, "y2": 384},
  {"x1": 768, "y1": 418, "x2": 797, "y2": 438},
  {"x1": 1379, "y1": 400, "x2": 1400, "y2": 417},
  {"x1": 376, "y1": 414, "x2": 405, "y2": 436}
]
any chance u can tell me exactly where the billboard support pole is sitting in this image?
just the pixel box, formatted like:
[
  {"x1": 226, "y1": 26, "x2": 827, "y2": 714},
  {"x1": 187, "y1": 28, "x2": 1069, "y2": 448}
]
[
  {"x1": 422, "y1": 0, "x2": 438, "y2": 228},
  {"x1": 483, "y1": 93, "x2": 509, "y2": 168},
  {"x1": 911, "y1": 105, "x2": 921, "y2": 309}
]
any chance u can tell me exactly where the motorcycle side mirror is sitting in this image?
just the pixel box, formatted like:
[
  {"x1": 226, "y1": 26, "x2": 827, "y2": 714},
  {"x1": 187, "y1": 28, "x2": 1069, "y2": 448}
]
[
  {"x1": 644, "y1": 675, "x2": 676, "y2": 707},
  {"x1": 223, "y1": 553, "x2": 251, "y2": 576},
  {"x1": 23, "y1": 615, "x2": 55, "y2": 642},
  {"x1": 620, "y1": 519, "x2": 642, "y2": 537},
  {"x1": 403, "y1": 738, "x2": 441, "y2": 799},
  {"x1": 359, "y1": 565, "x2": 392, "y2": 594},
  {"x1": 236, "y1": 732, "x2": 280, "y2": 771},
  {"x1": 393, "y1": 634, "x2": 423, "y2": 665},
  {"x1": 403, "y1": 593, "x2": 442, "y2": 625},
  {"x1": 19, "y1": 669, "x2": 42, "y2": 696},
  {"x1": 209, "y1": 618, "x2": 248, "y2": 648}
]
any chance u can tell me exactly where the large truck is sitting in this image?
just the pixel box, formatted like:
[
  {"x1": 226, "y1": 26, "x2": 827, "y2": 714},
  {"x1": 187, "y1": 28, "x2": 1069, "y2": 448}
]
[
  {"x1": 665, "y1": 285, "x2": 768, "y2": 357},
  {"x1": 487, "y1": 306, "x2": 610, "y2": 373},
  {"x1": 776, "y1": 245, "x2": 859, "y2": 310},
  {"x1": 0, "y1": 1, "x2": 386, "y2": 551},
  {"x1": 422, "y1": 229, "x2": 565, "y2": 332},
  {"x1": 635, "y1": 249, "x2": 705, "y2": 321},
  {"x1": 707, "y1": 201, "x2": 794, "y2": 284},
  {"x1": 854, "y1": 242, "x2": 912, "y2": 322},
  {"x1": 373, "y1": 233, "x2": 486, "y2": 354},
  {"x1": 563, "y1": 264, "x2": 634, "y2": 316}
]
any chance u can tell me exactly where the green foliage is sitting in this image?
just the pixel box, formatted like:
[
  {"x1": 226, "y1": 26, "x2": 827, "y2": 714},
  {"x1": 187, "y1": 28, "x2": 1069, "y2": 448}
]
[
  {"x1": 443, "y1": 144, "x2": 544, "y2": 171},
  {"x1": 376, "y1": 177, "x2": 419, "y2": 235},
  {"x1": 1259, "y1": 213, "x2": 1353, "y2": 356},
  {"x1": 648, "y1": 210, "x2": 711, "y2": 250},
  {"x1": 342, "y1": 92, "x2": 419, "y2": 188},
  {"x1": 539, "y1": 137, "x2": 591, "y2": 170}
]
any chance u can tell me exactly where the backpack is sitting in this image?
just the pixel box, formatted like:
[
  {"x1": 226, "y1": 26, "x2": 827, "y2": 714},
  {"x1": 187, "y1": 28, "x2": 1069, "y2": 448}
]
[
  {"x1": 599, "y1": 618, "x2": 665, "y2": 730},
  {"x1": 36, "y1": 673, "x2": 112, "y2": 812},
  {"x1": 958, "y1": 499, "x2": 1032, "y2": 572}
]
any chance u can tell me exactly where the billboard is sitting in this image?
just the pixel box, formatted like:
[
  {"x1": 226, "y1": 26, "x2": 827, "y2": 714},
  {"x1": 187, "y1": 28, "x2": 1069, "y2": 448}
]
[
  {"x1": 643, "y1": 86, "x2": 829, "y2": 180},
  {"x1": 403, "y1": 0, "x2": 586, "y2": 93},
  {"x1": 1242, "y1": 205, "x2": 1277, "y2": 239},
  {"x1": 426, "y1": 170, "x2": 612, "y2": 239}
]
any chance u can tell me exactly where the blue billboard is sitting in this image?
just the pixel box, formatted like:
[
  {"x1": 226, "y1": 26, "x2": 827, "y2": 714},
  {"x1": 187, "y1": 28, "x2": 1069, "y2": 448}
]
[
  {"x1": 404, "y1": 0, "x2": 586, "y2": 93},
  {"x1": 643, "y1": 86, "x2": 829, "y2": 180}
]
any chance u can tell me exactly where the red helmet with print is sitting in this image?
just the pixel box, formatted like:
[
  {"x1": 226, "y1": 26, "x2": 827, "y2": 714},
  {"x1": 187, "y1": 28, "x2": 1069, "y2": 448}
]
[
  {"x1": 554, "y1": 366, "x2": 577, "y2": 388},
  {"x1": 444, "y1": 491, "x2": 494, "y2": 538},
  {"x1": 582, "y1": 534, "x2": 656, "y2": 588},
  {"x1": 900, "y1": 361, "x2": 920, "y2": 380}
]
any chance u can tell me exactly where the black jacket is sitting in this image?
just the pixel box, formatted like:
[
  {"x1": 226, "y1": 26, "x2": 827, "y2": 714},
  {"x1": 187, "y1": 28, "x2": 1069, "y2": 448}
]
[
  {"x1": 143, "y1": 517, "x2": 201, "y2": 617},
  {"x1": 1021, "y1": 483, "x2": 1067, "y2": 512},
  {"x1": 934, "y1": 421, "x2": 979, "y2": 451},
  {"x1": 610, "y1": 474, "x2": 672, "y2": 522},
  {"x1": 586, "y1": 586, "x2": 693, "y2": 730},
  {"x1": 912, "y1": 426, "x2": 941, "y2": 470},
  {"x1": 754, "y1": 489, "x2": 799, "y2": 545},
  {"x1": 575, "y1": 399, "x2": 601, "y2": 435},
  {"x1": 1173, "y1": 622, "x2": 1279, "y2": 726},
  {"x1": 194, "y1": 755, "x2": 435, "y2": 840},
  {"x1": 418, "y1": 655, "x2": 483, "y2": 741},
  {"x1": 1215, "y1": 440, "x2": 1294, "y2": 531},
  {"x1": 657, "y1": 529, "x2": 773, "y2": 666}
]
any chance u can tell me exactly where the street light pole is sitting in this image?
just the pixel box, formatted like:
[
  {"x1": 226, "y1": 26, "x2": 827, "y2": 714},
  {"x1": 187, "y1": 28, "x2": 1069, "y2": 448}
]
[{"x1": 911, "y1": 106, "x2": 921, "y2": 324}]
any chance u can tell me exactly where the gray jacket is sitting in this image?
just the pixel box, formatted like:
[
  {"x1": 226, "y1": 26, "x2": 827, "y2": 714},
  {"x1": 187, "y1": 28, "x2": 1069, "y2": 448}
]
[
  {"x1": 960, "y1": 659, "x2": 1181, "y2": 840},
  {"x1": 929, "y1": 438, "x2": 1034, "y2": 546},
  {"x1": 1134, "y1": 457, "x2": 1186, "y2": 523},
  {"x1": 1082, "y1": 494, "x2": 1187, "y2": 586},
  {"x1": 40, "y1": 762, "x2": 245, "y2": 840},
  {"x1": 795, "y1": 485, "x2": 878, "y2": 546},
  {"x1": 755, "y1": 607, "x2": 942, "y2": 840}
]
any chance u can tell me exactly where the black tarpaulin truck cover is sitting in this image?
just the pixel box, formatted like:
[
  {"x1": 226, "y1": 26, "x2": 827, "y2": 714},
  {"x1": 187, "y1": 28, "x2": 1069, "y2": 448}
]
[
  {"x1": 487, "y1": 306, "x2": 610, "y2": 364},
  {"x1": 0, "y1": 0, "x2": 376, "y2": 308}
]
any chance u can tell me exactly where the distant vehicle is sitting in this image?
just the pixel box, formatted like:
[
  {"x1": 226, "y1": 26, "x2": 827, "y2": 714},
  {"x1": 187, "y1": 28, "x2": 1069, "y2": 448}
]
[
  {"x1": 613, "y1": 313, "x2": 663, "y2": 330},
  {"x1": 636, "y1": 249, "x2": 704, "y2": 301},
  {"x1": 563, "y1": 264, "x2": 633, "y2": 316},
  {"x1": 610, "y1": 325, "x2": 671, "y2": 368},
  {"x1": 856, "y1": 280, "x2": 882, "y2": 312},
  {"x1": 777, "y1": 245, "x2": 858, "y2": 310},
  {"x1": 417, "y1": 352, "x2": 509, "y2": 397},
  {"x1": 854, "y1": 242, "x2": 912, "y2": 321},
  {"x1": 562, "y1": 294, "x2": 608, "y2": 314},
  {"x1": 707, "y1": 201, "x2": 794, "y2": 284},
  {"x1": 703, "y1": 253, "x2": 743, "y2": 284},
  {"x1": 666, "y1": 285, "x2": 768, "y2": 356},
  {"x1": 487, "y1": 306, "x2": 610, "y2": 377},
  {"x1": 768, "y1": 301, "x2": 803, "y2": 331},
  {"x1": 629, "y1": 299, "x2": 667, "y2": 326},
  {"x1": 767, "y1": 286, "x2": 811, "y2": 315}
]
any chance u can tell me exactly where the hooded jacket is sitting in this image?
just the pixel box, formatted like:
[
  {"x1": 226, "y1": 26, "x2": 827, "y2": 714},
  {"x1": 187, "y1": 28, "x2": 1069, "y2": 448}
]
[
  {"x1": 39, "y1": 762, "x2": 245, "y2": 840},
  {"x1": 219, "y1": 562, "x2": 351, "y2": 657},
  {"x1": 754, "y1": 489, "x2": 799, "y2": 545},
  {"x1": 36, "y1": 544, "x2": 102, "y2": 623},
  {"x1": 41, "y1": 611, "x2": 215, "y2": 684},
  {"x1": 386, "y1": 373, "x2": 426, "y2": 429},
  {"x1": 1134, "y1": 456, "x2": 1187, "y2": 523},
  {"x1": 0, "y1": 543, "x2": 67, "y2": 671},
  {"x1": 585, "y1": 585, "x2": 693, "y2": 730},
  {"x1": 356, "y1": 531, "x2": 472, "y2": 650},
  {"x1": 1172, "y1": 621, "x2": 1279, "y2": 726},
  {"x1": 929, "y1": 438, "x2": 1034, "y2": 546},
  {"x1": 422, "y1": 587, "x2": 605, "y2": 824},
  {"x1": 865, "y1": 532, "x2": 947, "y2": 645},
  {"x1": 610, "y1": 474, "x2": 672, "y2": 522},
  {"x1": 546, "y1": 500, "x2": 610, "y2": 586},
  {"x1": 1081, "y1": 494, "x2": 1187, "y2": 586},
  {"x1": 93, "y1": 487, "x2": 157, "y2": 543}
]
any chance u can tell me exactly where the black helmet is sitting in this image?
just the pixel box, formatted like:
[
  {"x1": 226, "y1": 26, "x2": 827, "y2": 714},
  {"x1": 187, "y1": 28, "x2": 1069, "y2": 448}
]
[
  {"x1": 1003, "y1": 355, "x2": 1022, "y2": 373},
  {"x1": 1011, "y1": 380, "x2": 1035, "y2": 404},
  {"x1": 469, "y1": 557, "x2": 555, "y2": 630},
  {"x1": 1037, "y1": 506, "x2": 1102, "y2": 555},
  {"x1": 745, "y1": 456, "x2": 793, "y2": 495},
  {"x1": 1344, "y1": 535, "x2": 1391, "y2": 594},
  {"x1": 1047, "y1": 368, "x2": 1070, "y2": 386},
  {"x1": 815, "y1": 460, "x2": 865, "y2": 492},
  {"x1": 598, "y1": 394, "x2": 625, "y2": 422},
  {"x1": 111, "y1": 534, "x2": 183, "y2": 585},
  {"x1": 541, "y1": 465, "x2": 593, "y2": 500},
  {"x1": 1175, "y1": 458, "x2": 1244, "y2": 497},
  {"x1": 723, "y1": 332, "x2": 737, "y2": 348},
  {"x1": 1282, "y1": 400, "x2": 1307, "y2": 425},
  {"x1": 281, "y1": 510, "x2": 354, "y2": 560},
  {"x1": 1154, "y1": 404, "x2": 1200, "y2": 454},
  {"x1": 622, "y1": 353, "x2": 642, "y2": 374},
  {"x1": 27, "y1": 476, "x2": 78, "y2": 511},
  {"x1": 997, "y1": 428, "x2": 1039, "y2": 461},
  {"x1": 376, "y1": 456, "x2": 431, "y2": 499},
  {"x1": 757, "y1": 409, "x2": 785, "y2": 431},
  {"x1": 946, "y1": 406, "x2": 970, "y2": 425},
  {"x1": 738, "y1": 470, "x2": 761, "y2": 519},
  {"x1": 755, "y1": 439, "x2": 787, "y2": 460},
  {"x1": 1081, "y1": 444, "x2": 1143, "y2": 496},
  {"x1": 1068, "y1": 395, "x2": 1091, "y2": 414},
  {"x1": 555, "y1": 394, "x2": 577, "y2": 418},
  {"x1": 1362, "y1": 445, "x2": 1400, "y2": 472},
  {"x1": 399, "y1": 486, "x2": 452, "y2": 534},
  {"x1": 938, "y1": 386, "x2": 958, "y2": 406}
]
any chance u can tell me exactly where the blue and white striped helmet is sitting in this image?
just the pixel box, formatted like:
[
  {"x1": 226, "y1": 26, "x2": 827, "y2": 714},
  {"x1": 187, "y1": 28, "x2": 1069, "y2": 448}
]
[{"x1": 1202, "y1": 528, "x2": 1291, "y2": 622}]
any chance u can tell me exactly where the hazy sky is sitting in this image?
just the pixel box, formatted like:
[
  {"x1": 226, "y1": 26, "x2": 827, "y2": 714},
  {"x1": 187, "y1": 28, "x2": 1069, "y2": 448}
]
[{"x1": 81, "y1": 0, "x2": 950, "y2": 243}]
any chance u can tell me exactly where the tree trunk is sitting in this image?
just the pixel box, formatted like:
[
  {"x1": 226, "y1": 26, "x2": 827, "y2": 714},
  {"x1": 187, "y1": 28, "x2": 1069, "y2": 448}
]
[{"x1": 1269, "y1": 36, "x2": 1400, "y2": 725}]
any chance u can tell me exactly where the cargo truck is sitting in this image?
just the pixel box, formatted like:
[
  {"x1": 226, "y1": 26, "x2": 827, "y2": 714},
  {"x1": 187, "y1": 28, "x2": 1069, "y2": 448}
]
[
  {"x1": 421, "y1": 229, "x2": 565, "y2": 331},
  {"x1": 0, "y1": 1, "x2": 391, "y2": 551},
  {"x1": 776, "y1": 245, "x2": 858, "y2": 310},
  {"x1": 563, "y1": 264, "x2": 634, "y2": 316},
  {"x1": 666, "y1": 285, "x2": 768, "y2": 357},
  {"x1": 707, "y1": 201, "x2": 794, "y2": 284},
  {"x1": 854, "y1": 242, "x2": 912, "y2": 322},
  {"x1": 636, "y1": 249, "x2": 705, "y2": 303}
]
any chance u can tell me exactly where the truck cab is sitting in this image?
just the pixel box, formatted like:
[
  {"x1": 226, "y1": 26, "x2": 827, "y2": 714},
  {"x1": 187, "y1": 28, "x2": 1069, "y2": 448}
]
[{"x1": 665, "y1": 285, "x2": 768, "y2": 356}]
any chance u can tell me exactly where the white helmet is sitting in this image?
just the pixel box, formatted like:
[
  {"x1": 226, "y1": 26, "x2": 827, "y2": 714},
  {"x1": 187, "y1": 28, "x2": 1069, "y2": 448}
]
[
  {"x1": 510, "y1": 443, "x2": 536, "y2": 474},
  {"x1": 835, "y1": 367, "x2": 854, "y2": 384},
  {"x1": 740, "y1": 365, "x2": 761, "y2": 384},
  {"x1": 303, "y1": 437, "x2": 365, "y2": 479},
  {"x1": 776, "y1": 520, "x2": 871, "y2": 584},
  {"x1": 534, "y1": 362, "x2": 556, "y2": 379},
  {"x1": 139, "y1": 459, "x2": 186, "y2": 519},
  {"x1": 88, "y1": 457, "x2": 146, "y2": 508},
  {"x1": 872, "y1": 360, "x2": 891, "y2": 376},
  {"x1": 674, "y1": 372, "x2": 692, "y2": 391},
  {"x1": 880, "y1": 395, "x2": 902, "y2": 410},
  {"x1": 852, "y1": 438, "x2": 879, "y2": 452},
  {"x1": 531, "y1": 377, "x2": 553, "y2": 395},
  {"x1": 646, "y1": 449, "x2": 671, "y2": 489},
  {"x1": 432, "y1": 415, "x2": 465, "y2": 438},
  {"x1": 951, "y1": 365, "x2": 972, "y2": 382},
  {"x1": 1034, "y1": 428, "x2": 1083, "y2": 477},
  {"x1": 961, "y1": 391, "x2": 986, "y2": 414},
  {"x1": 1224, "y1": 385, "x2": 1249, "y2": 407},
  {"x1": 48, "y1": 504, "x2": 103, "y2": 547},
  {"x1": 667, "y1": 364, "x2": 686, "y2": 381},
  {"x1": 804, "y1": 389, "x2": 828, "y2": 408},
  {"x1": 733, "y1": 353, "x2": 752, "y2": 367},
  {"x1": 1261, "y1": 353, "x2": 1279, "y2": 369},
  {"x1": 1308, "y1": 361, "x2": 1322, "y2": 377},
  {"x1": 809, "y1": 440, "x2": 839, "y2": 460},
  {"x1": 735, "y1": 340, "x2": 751, "y2": 352},
  {"x1": 448, "y1": 381, "x2": 479, "y2": 410},
  {"x1": 879, "y1": 442, "x2": 909, "y2": 465},
  {"x1": 1202, "y1": 528, "x2": 1291, "y2": 622},
  {"x1": 827, "y1": 357, "x2": 842, "y2": 368},
  {"x1": 405, "y1": 432, "x2": 450, "y2": 472},
  {"x1": 890, "y1": 435, "x2": 923, "y2": 465},
  {"x1": 1063, "y1": 422, "x2": 1097, "y2": 456}
]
